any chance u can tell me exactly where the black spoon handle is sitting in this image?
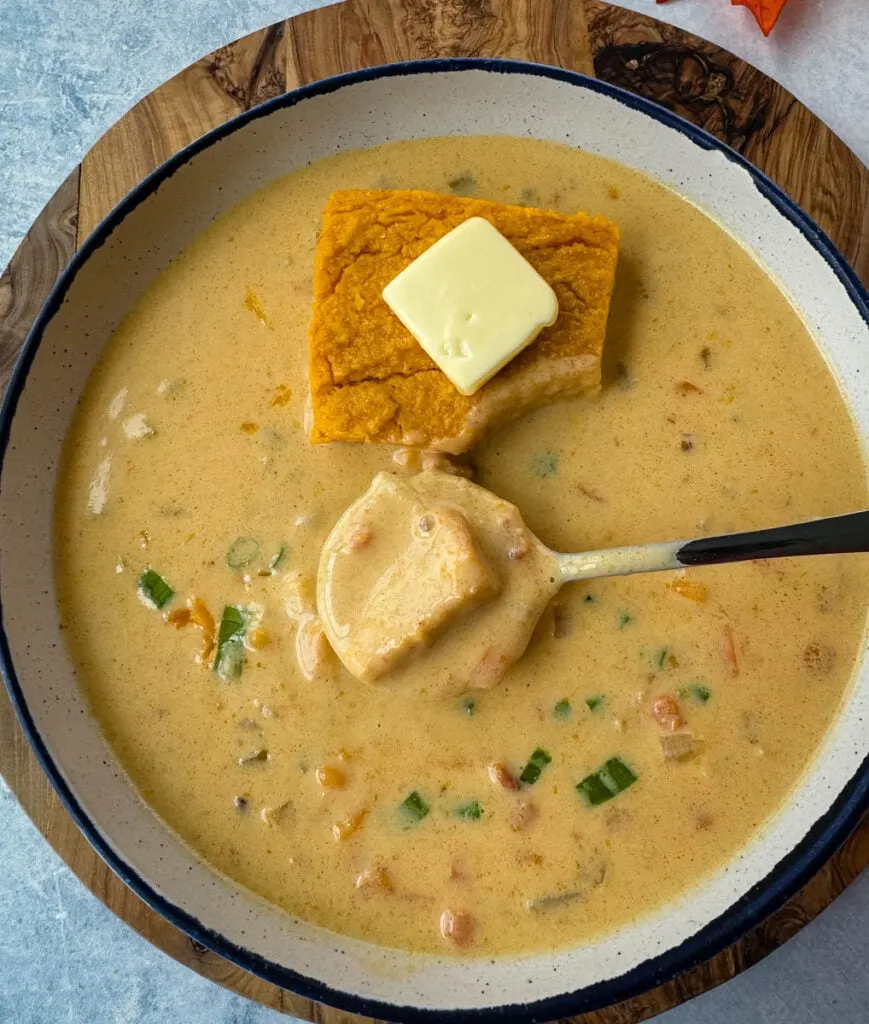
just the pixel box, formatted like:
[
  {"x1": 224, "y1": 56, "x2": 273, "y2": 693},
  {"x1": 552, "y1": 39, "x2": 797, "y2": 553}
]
[{"x1": 677, "y1": 510, "x2": 869, "y2": 567}]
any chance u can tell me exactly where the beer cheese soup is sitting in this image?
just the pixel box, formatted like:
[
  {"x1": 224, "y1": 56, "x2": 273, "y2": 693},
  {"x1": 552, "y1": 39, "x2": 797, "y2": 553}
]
[{"x1": 54, "y1": 135, "x2": 869, "y2": 956}]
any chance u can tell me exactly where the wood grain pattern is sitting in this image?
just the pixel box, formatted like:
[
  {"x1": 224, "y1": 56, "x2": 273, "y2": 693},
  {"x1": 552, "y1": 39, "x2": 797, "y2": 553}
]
[{"x1": 1, "y1": 1, "x2": 867, "y2": 1021}]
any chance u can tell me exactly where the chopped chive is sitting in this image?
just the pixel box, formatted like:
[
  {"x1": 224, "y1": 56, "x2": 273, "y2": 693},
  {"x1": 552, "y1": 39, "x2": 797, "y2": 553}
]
[
  {"x1": 215, "y1": 605, "x2": 249, "y2": 680},
  {"x1": 226, "y1": 536, "x2": 260, "y2": 570},
  {"x1": 654, "y1": 646, "x2": 670, "y2": 670},
  {"x1": 461, "y1": 696, "x2": 477, "y2": 716},
  {"x1": 400, "y1": 790, "x2": 430, "y2": 824},
  {"x1": 456, "y1": 799, "x2": 482, "y2": 821},
  {"x1": 600, "y1": 757, "x2": 637, "y2": 793},
  {"x1": 519, "y1": 747, "x2": 552, "y2": 786},
  {"x1": 585, "y1": 695, "x2": 604, "y2": 713},
  {"x1": 137, "y1": 569, "x2": 174, "y2": 610},
  {"x1": 576, "y1": 773, "x2": 613, "y2": 806},
  {"x1": 584, "y1": 593, "x2": 596, "y2": 604},
  {"x1": 617, "y1": 610, "x2": 633, "y2": 629},
  {"x1": 532, "y1": 451, "x2": 559, "y2": 478},
  {"x1": 554, "y1": 698, "x2": 571, "y2": 719},
  {"x1": 268, "y1": 545, "x2": 288, "y2": 572},
  {"x1": 577, "y1": 756, "x2": 637, "y2": 807}
]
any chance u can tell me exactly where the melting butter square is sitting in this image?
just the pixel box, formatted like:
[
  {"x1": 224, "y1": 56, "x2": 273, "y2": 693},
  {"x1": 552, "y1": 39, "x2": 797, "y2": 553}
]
[
  {"x1": 308, "y1": 189, "x2": 620, "y2": 453},
  {"x1": 382, "y1": 217, "x2": 558, "y2": 396}
]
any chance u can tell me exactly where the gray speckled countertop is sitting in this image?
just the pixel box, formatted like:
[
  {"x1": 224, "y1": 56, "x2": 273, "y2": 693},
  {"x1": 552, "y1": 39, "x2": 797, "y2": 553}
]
[{"x1": 1, "y1": 2, "x2": 868, "y2": 1022}]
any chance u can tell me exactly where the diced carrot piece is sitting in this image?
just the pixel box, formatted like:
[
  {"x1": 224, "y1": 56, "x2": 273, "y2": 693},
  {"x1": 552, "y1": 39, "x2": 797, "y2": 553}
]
[
  {"x1": 332, "y1": 808, "x2": 368, "y2": 841},
  {"x1": 316, "y1": 764, "x2": 346, "y2": 790},
  {"x1": 167, "y1": 607, "x2": 191, "y2": 628},
  {"x1": 668, "y1": 577, "x2": 708, "y2": 602},
  {"x1": 270, "y1": 384, "x2": 292, "y2": 407}
]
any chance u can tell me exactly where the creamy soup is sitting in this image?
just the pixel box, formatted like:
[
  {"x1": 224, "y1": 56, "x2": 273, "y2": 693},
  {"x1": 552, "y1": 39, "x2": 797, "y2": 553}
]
[{"x1": 54, "y1": 135, "x2": 869, "y2": 956}]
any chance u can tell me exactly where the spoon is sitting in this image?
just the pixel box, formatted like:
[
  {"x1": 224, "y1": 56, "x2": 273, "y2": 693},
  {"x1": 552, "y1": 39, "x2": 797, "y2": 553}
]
[
  {"x1": 557, "y1": 510, "x2": 869, "y2": 583},
  {"x1": 318, "y1": 470, "x2": 869, "y2": 698}
]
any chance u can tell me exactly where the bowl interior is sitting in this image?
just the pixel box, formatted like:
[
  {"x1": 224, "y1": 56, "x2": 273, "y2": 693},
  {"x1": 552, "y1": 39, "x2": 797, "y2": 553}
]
[{"x1": 2, "y1": 63, "x2": 868, "y2": 1021}]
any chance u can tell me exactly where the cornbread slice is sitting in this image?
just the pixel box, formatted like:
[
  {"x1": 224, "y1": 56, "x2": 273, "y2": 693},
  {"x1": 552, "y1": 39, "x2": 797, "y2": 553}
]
[{"x1": 309, "y1": 189, "x2": 620, "y2": 453}]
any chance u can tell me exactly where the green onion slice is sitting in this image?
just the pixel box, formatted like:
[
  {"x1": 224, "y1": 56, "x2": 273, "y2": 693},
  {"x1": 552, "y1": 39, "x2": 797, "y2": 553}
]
[
  {"x1": 577, "y1": 756, "x2": 638, "y2": 807},
  {"x1": 585, "y1": 695, "x2": 603, "y2": 713},
  {"x1": 137, "y1": 569, "x2": 174, "y2": 610},
  {"x1": 226, "y1": 537, "x2": 260, "y2": 570},
  {"x1": 456, "y1": 799, "x2": 482, "y2": 820},
  {"x1": 215, "y1": 605, "x2": 249, "y2": 680},
  {"x1": 554, "y1": 698, "x2": 571, "y2": 719},
  {"x1": 400, "y1": 790, "x2": 430, "y2": 824},
  {"x1": 267, "y1": 545, "x2": 288, "y2": 572},
  {"x1": 520, "y1": 747, "x2": 552, "y2": 786}
]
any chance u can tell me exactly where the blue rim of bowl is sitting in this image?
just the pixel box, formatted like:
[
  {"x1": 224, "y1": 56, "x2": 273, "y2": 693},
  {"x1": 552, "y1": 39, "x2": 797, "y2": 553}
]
[{"x1": 2, "y1": 56, "x2": 869, "y2": 1024}]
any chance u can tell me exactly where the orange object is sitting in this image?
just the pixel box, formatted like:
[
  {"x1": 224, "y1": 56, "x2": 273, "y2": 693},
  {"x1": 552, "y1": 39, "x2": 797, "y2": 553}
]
[
  {"x1": 732, "y1": 0, "x2": 789, "y2": 36},
  {"x1": 308, "y1": 189, "x2": 619, "y2": 452},
  {"x1": 668, "y1": 577, "x2": 709, "y2": 602}
]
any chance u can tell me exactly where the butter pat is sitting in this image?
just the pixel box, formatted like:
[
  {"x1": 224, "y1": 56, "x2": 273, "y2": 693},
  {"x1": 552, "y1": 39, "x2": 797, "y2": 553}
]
[{"x1": 382, "y1": 217, "x2": 559, "y2": 396}]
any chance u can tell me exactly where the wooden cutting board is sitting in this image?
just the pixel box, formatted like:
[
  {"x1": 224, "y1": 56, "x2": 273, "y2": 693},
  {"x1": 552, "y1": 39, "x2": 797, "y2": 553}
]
[{"x1": 1, "y1": 1, "x2": 868, "y2": 1020}]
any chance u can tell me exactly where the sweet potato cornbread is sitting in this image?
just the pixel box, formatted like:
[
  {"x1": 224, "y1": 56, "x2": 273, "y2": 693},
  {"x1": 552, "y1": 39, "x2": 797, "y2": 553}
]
[{"x1": 309, "y1": 188, "x2": 620, "y2": 452}]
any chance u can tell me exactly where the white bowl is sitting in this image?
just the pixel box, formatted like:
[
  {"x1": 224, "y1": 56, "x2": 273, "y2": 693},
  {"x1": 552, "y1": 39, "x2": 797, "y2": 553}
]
[{"x1": 2, "y1": 60, "x2": 868, "y2": 1022}]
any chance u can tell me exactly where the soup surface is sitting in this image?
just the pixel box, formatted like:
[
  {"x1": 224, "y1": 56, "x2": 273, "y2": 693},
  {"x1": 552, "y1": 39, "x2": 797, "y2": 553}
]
[{"x1": 55, "y1": 135, "x2": 869, "y2": 956}]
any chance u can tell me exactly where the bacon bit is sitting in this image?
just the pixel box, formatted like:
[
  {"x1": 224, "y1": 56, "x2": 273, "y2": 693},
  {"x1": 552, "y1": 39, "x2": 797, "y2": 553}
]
[
  {"x1": 681, "y1": 434, "x2": 696, "y2": 452},
  {"x1": 439, "y1": 909, "x2": 474, "y2": 948},
  {"x1": 244, "y1": 286, "x2": 273, "y2": 328},
  {"x1": 488, "y1": 762, "x2": 520, "y2": 791},
  {"x1": 804, "y1": 642, "x2": 836, "y2": 675},
  {"x1": 509, "y1": 800, "x2": 539, "y2": 833},
  {"x1": 699, "y1": 346, "x2": 712, "y2": 368},
  {"x1": 732, "y1": 0, "x2": 789, "y2": 37},
  {"x1": 676, "y1": 380, "x2": 703, "y2": 395},
  {"x1": 247, "y1": 627, "x2": 270, "y2": 650},
  {"x1": 139, "y1": 530, "x2": 150, "y2": 550},
  {"x1": 355, "y1": 865, "x2": 393, "y2": 892},
  {"x1": 270, "y1": 384, "x2": 292, "y2": 407},
  {"x1": 723, "y1": 624, "x2": 740, "y2": 677},
  {"x1": 332, "y1": 808, "x2": 368, "y2": 841},
  {"x1": 240, "y1": 421, "x2": 259, "y2": 434},
  {"x1": 315, "y1": 764, "x2": 346, "y2": 790},
  {"x1": 167, "y1": 607, "x2": 191, "y2": 628},
  {"x1": 651, "y1": 694, "x2": 685, "y2": 732},
  {"x1": 668, "y1": 577, "x2": 708, "y2": 602}
]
